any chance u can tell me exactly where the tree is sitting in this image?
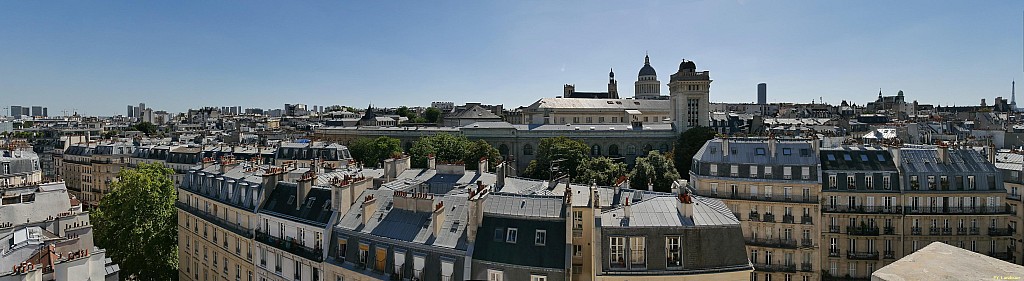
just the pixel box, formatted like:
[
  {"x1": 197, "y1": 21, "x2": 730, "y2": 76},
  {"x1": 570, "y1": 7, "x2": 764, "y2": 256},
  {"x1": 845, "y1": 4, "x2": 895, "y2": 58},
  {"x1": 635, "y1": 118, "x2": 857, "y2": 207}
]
[
  {"x1": 629, "y1": 150, "x2": 681, "y2": 192},
  {"x1": 396, "y1": 106, "x2": 412, "y2": 118},
  {"x1": 130, "y1": 122, "x2": 158, "y2": 135},
  {"x1": 409, "y1": 133, "x2": 501, "y2": 170},
  {"x1": 348, "y1": 136, "x2": 403, "y2": 167},
  {"x1": 91, "y1": 163, "x2": 177, "y2": 280},
  {"x1": 576, "y1": 157, "x2": 628, "y2": 186},
  {"x1": 673, "y1": 126, "x2": 717, "y2": 179},
  {"x1": 523, "y1": 136, "x2": 589, "y2": 181},
  {"x1": 424, "y1": 107, "x2": 442, "y2": 124}
]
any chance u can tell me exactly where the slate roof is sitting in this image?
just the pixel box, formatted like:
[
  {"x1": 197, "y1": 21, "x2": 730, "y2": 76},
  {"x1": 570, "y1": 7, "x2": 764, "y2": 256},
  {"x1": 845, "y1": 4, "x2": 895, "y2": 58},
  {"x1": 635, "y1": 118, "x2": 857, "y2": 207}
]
[
  {"x1": 899, "y1": 147, "x2": 998, "y2": 174},
  {"x1": 528, "y1": 98, "x2": 669, "y2": 111},
  {"x1": 820, "y1": 146, "x2": 898, "y2": 171},
  {"x1": 694, "y1": 138, "x2": 818, "y2": 165},
  {"x1": 335, "y1": 189, "x2": 470, "y2": 251},
  {"x1": 472, "y1": 194, "x2": 567, "y2": 270},
  {"x1": 447, "y1": 105, "x2": 501, "y2": 120},
  {"x1": 483, "y1": 194, "x2": 564, "y2": 219},
  {"x1": 600, "y1": 192, "x2": 739, "y2": 228},
  {"x1": 0, "y1": 151, "x2": 39, "y2": 176},
  {"x1": 259, "y1": 183, "x2": 334, "y2": 226}
]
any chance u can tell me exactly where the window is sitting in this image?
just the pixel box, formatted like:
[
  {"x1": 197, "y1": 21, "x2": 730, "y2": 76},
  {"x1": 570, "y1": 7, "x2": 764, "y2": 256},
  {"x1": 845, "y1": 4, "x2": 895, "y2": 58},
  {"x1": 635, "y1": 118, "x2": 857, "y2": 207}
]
[
  {"x1": 847, "y1": 175, "x2": 855, "y2": 189},
  {"x1": 523, "y1": 144, "x2": 533, "y2": 156},
  {"x1": 666, "y1": 236, "x2": 681, "y2": 267},
  {"x1": 629, "y1": 237, "x2": 646, "y2": 268},
  {"x1": 883, "y1": 176, "x2": 891, "y2": 190},
  {"x1": 731, "y1": 165, "x2": 739, "y2": 177},
  {"x1": 865, "y1": 175, "x2": 873, "y2": 189},
  {"x1": 337, "y1": 238, "x2": 347, "y2": 260},
  {"x1": 756, "y1": 148, "x2": 766, "y2": 155},
  {"x1": 494, "y1": 228, "x2": 504, "y2": 241},
  {"x1": 927, "y1": 176, "x2": 936, "y2": 189},
  {"x1": 765, "y1": 166, "x2": 773, "y2": 177},
  {"x1": 968, "y1": 176, "x2": 976, "y2": 190},
  {"x1": 530, "y1": 275, "x2": 547, "y2": 281},
  {"x1": 801, "y1": 167, "x2": 810, "y2": 180},
  {"x1": 910, "y1": 176, "x2": 919, "y2": 190},
  {"x1": 609, "y1": 237, "x2": 626, "y2": 268},
  {"x1": 535, "y1": 230, "x2": 547, "y2": 246},
  {"x1": 709, "y1": 164, "x2": 718, "y2": 176},
  {"x1": 573, "y1": 245, "x2": 582, "y2": 257},
  {"x1": 783, "y1": 166, "x2": 792, "y2": 179},
  {"x1": 750, "y1": 166, "x2": 759, "y2": 178},
  {"x1": 375, "y1": 246, "x2": 387, "y2": 272},
  {"x1": 783, "y1": 148, "x2": 792, "y2": 155},
  {"x1": 710, "y1": 183, "x2": 718, "y2": 195},
  {"x1": 506, "y1": 228, "x2": 518, "y2": 243},
  {"x1": 487, "y1": 269, "x2": 503, "y2": 281},
  {"x1": 572, "y1": 211, "x2": 583, "y2": 229},
  {"x1": 828, "y1": 175, "x2": 837, "y2": 189}
]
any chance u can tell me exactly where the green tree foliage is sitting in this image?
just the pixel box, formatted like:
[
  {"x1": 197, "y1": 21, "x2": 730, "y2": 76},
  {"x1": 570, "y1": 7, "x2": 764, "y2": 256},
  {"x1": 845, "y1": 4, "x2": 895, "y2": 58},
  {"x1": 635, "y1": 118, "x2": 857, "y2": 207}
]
[
  {"x1": 629, "y1": 150, "x2": 681, "y2": 192},
  {"x1": 523, "y1": 136, "x2": 589, "y2": 181},
  {"x1": 409, "y1": 133, "x2": 501, "y2": 170},
  {"x1": 91, "y1": 163, "x2": 178, "y2": 280},
  {"x1": 130, "y1": 122, "x2": 158, "y2": 135},
  {"x1": 396, "y1": 106, "x2": 412, "y2": 118},
  {"x1": 424, "y1": 107, "x2": 442, "y2": 124},
  {"x1": 348, "y1": 136, "x2": 403, "y2": 167},
  {"x1": 673, "y1": 126, "x2": 717, "y2": 179},
  {"x1": 576, "y1": 156, "x2": 628, "y2": 186}
]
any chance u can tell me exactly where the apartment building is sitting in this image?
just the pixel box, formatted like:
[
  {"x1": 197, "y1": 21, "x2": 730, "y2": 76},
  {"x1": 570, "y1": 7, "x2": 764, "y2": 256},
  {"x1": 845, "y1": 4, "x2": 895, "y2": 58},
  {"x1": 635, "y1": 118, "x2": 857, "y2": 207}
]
[
  {"x1": 469, "y1": 193, "x2": 569, "y2": 281},
  {"x1": 274, "y1": 142, "x2": 350, "y2": 169},
  {"x1": 818, "y1": 144, "x2": 1015, "y2": 279},
  {"x1": 819, "y1": 146, "x2": 902, "y2": 279},
  {"x1": 0, "y1": 149, "x2": 43, "y2": 188},
  {"x1": 995, "y1": 151, "x2": 1023, "y2": 264},
  {"x1": 690, "y1": 137, "x2": 822, "y2": 281}
]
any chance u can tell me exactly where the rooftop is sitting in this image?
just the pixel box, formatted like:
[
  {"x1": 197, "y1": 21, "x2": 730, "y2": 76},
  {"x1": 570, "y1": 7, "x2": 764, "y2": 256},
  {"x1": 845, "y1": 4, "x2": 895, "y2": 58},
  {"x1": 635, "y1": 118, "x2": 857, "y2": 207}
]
[{"x1": 872, "y1": 242, "x2": 1024, "y2": 281}]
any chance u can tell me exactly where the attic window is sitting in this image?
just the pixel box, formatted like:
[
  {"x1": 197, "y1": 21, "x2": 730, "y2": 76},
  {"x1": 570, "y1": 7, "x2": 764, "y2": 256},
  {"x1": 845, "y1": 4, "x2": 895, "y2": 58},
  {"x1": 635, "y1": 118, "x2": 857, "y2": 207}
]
[
  {"x1": 782, "y1": 148, "x2": 792, "y2": 155},
  {"x1": 877, "y1": 154, "x2": 886, "y2": 161},
  {"x1": 323, "y1": 200, "x2": 332, "y2": 210},
  {"x1": 287, "y1": 195, "x2": 295, "y2": 205},
  {"x1": 843, "y1": 154, "x2": 852, "y2": 161},
  {"x1": 306, "y1": 197, "x2": 316, "y2": 209},
  {"x1": 827, "y1": 154, "x2": 836, "y2": 161},
  {"x1": 860, "y1": 155, "x2": 869, "y2": 162},
  {"x1": 755, "y1": 148, "x2": 766, "y2": 156}
]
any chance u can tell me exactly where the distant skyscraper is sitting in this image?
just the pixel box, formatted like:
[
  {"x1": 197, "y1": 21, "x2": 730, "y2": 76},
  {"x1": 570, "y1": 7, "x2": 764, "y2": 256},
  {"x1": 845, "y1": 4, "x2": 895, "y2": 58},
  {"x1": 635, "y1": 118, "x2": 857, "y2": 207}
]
[
  {"x1": 127, "y1": 105, "x2": 135, "y2": 117},
  {"x1": 42, "y1": 107, "x2": 47, "y2": 117},
  {"x1": 757, "y1": 83, "x2": 767, "y2": 105},
  {"x1": 30, "y1": 106, "x2": 43, "y2": 117},
  {"x1": 1012, "y1": 80, "x2": 1017, "y2": 111},
  {"x1": 9, "y1": 106, "x2": 22, "y2": 118}
]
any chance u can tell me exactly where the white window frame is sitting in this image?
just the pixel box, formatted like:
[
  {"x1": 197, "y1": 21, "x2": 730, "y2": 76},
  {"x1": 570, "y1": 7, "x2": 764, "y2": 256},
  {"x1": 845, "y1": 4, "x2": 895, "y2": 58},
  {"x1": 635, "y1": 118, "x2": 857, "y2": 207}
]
[{"x1": 506, "y1": 228, "x2": 518, "y2": 243}]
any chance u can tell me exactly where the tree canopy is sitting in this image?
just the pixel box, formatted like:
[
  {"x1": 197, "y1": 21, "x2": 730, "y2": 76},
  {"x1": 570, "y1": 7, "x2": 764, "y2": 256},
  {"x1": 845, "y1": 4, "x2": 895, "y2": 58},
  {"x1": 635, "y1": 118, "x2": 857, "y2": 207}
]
[
  {"x1": 348, "y1": 136, "x2": 403, "y2": 168},
  {"x1": 629, "y1": 150, "x2": 681, "y2": 192},
  {"x1": 130, "y1": 122, "x2": 158, "y2": 135},
  {"x1": 409, "y1": 133, "x2": 500, "y2": 170},
  {"x1": 575, "y1": 156, "x2": 628, "y2": 186},
  {"x1": 673, "y1": 126, "x2": 717, "y2": 179},
  {"x1": 91, "y1": 163, "x2": 178, "y2": 280},
  {"x1": 523, "y1": 136, "x2": 589, "y2": 181},
  {"x1": 424, "y1": 107, "x2": 442, "y2": 124}
]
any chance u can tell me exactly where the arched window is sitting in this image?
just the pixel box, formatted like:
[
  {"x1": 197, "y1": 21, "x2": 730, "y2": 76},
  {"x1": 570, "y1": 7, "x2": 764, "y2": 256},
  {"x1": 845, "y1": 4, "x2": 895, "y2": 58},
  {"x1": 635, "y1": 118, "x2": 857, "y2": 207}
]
[
  {"x1": 608, "y1": 144, "x2": 620, "y2": 156},
  {"x1": 642, "y1": 144, "x2": 653, "y2": 154},
  {"x1": 591, "y1": 145, "x2": 602, "y2": 156},
  {"x1": 524, "y1": 144, "x2": 534, "y2": 156},
  {"x1": 626, "y1": 145, "x2": 637, "y2": 156},
  {"x1": 499, "y1": 144, "x2": 510, "y2": 156}
]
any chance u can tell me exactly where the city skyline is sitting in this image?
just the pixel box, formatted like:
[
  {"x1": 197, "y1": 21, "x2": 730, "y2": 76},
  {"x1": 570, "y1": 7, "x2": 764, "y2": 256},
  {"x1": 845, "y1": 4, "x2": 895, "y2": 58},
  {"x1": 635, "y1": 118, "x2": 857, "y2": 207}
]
[{"x1": 1, "y1": 1, "x2": 1022, "y2": 116}]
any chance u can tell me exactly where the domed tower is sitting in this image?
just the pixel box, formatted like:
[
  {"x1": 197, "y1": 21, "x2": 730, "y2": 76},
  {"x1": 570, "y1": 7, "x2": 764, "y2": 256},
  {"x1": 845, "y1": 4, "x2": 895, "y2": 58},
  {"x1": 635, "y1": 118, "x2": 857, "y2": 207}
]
[
  {"x1": 608, "y1": 68, "x2": 619, "y2": 99},
  {"x1": 634, "y1": 54, "x2": 661, "y2": 99},
  {"x1": 668, "y1": 59, "x2": 711, "y2": 132}
]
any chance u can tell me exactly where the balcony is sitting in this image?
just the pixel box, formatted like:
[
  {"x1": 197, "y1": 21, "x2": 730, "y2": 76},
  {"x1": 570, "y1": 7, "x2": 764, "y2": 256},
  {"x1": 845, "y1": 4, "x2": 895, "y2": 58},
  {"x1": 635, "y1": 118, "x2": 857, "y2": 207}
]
[
  {"x1": 846, "y1": 251, "x2": 879, "y2": 260},
  {"x1": 782, "y1": 214, "x2": 795, "y2": 224},
  {"x1": 988, "y1": 251, "x2": 1013, "y2": 261},
  {"x1": 175, "y1": 201, "x2": 253, "y2": 239},
  {"x1": 970, "y1": 227, "x2": 981, "y2": 235},
  {"x1": 749, "y1": 211, "x2": 760, "y2": 222},
  {"x1": 883, "y1": 250, "x2": 896, "y2": 259},
  {"x1": 801, "y1": 215, "x2": 813, "y2": 224},
  {"x1": 746, "y1": 237, "x2": 798, "y2": 249},
  {"x1": 1008, "y1": 193, "x2": 1021, "y2": 201},
  {"x1": 846, "y1": 226, "x2": 879, "y2": 236},
  {"x1": 904, "y1": 205, "x2": 1012, "y2": 215},
  {"x1": 753, "y1": 263, "x2": 797, "y2": 273},
  {"x1": 828, "y1": 250, "x2": 840, "y2": 258},
  {"x1": 800, "y1": 263, "x2": 813, "y2": 272},
  {"x1": 707, "y1": 191, "x2": 819, "y2": 204},
  {"x1": 911, "y1": 227, "x2": 922, "y2": 235},
  {"x1": 928, "y1": 227, "x2": 941, "y2": 235},
  {"x1": 988, "y1": 227, "x2": 1015, "y2": 236},
  {"x1": 828, "y1": 225, "x2": 841, "y2": 233},
  {"x1": 957, "y1": 227, "x2": 969, "y2": 235},
  {"x1": 822, "y1": 205, "x2": 902, "y2": 214},
  {"x1": 883, "y1": 226, "x2": 895, "y2": 235},
  {"x1": 255, "y1": 230, "x2": 324, "y2": 262},
  {"x1": 941, "y1": 227, "x2": 953, "y2": 235},
  {"x1": 800, "y1": 238, "x2": 814, "y2": 248},
  {"x1": 762, "y1": 213, "x2": 776, "y2": 223}
]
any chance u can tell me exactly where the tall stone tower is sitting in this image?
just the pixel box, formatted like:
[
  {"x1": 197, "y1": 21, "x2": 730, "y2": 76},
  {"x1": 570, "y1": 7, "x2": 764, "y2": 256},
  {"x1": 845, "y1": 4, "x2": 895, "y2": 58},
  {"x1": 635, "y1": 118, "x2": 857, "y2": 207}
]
[
  {"x1": 634, "y1": 54, "x2": 661, "y2": 99},
  {"x1": 669, "y1": 59, "x2": 711, "y2": 132},
  {"x1": 607, "y1": 69, "x2": 619, "y2": 99}
]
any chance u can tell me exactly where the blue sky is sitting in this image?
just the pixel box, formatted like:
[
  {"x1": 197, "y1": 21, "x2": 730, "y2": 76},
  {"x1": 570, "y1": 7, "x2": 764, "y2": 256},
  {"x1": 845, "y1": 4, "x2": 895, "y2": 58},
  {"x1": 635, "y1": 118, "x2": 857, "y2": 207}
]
[{"x1": 0, "y1": 1, "x2": 1022, "y2": 116}]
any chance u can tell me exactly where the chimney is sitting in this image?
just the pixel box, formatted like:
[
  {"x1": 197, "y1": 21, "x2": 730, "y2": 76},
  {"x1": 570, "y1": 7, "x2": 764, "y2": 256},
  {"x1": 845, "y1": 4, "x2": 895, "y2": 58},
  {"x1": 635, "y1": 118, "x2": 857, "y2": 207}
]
[
  {"x1": 361, "y1": 194, "x2": 378, "y2": 226},
  {"x1": 647, "y1": 181, "x2": 653, "y2": 191},
  {"x1": 722, "y1": 137, "x2": 730, "y2": 157},
  {"x1": 261, "y1": 167, "x2": 283, "y2": 191},
  {"x1": 987, "y1": 144, "x2": 996, "y2": 164},
  {"x1": 432, "y1": 201, "x2": 446, "y2": 237},
  {"x1": 466, "y1": 184, "x2": 489, "y2": 243},
  {"x1": 427, "y1": 155, "x2": 436, "y2": 170},
  {"x1": 937, "y1": 142, "x2": 949, "y2": 164},
  {"x1": 677, "y1": 191, "x2": 694, "y2": 220},
  {"x1": 623, "y1": 198, "x2": 631, "y2": 219},
  {"x1": 477, "y1": 157, "x2": 488, "y2": 175},
  {"x1": 768, "y1": 134, "x2": 777, "y2": 159},
  {"x1": 495, "y1": 162, "x2": 506, "y2": 190},
  {"x1": 383, "y1": 158, "x2": 395, "y2": 181},
  {"x1": 296, "y1": 170, "x2": 316, "y2": 211}
]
